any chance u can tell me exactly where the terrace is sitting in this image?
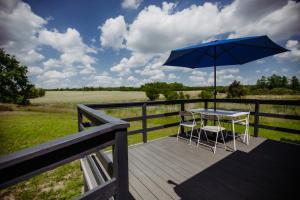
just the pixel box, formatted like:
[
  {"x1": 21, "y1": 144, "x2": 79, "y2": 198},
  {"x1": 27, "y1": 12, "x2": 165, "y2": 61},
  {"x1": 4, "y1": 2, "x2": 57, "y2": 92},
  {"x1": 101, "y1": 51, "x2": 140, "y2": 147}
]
[{"x1": 0, "y1": 98, "x2": 299, "y2": 199}]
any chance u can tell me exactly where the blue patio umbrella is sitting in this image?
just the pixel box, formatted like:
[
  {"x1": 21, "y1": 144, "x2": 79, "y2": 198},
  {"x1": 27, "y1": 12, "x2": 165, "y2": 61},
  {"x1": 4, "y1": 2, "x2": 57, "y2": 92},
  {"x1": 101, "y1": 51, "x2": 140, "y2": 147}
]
[{"x1": 163, "y1": 35, "x2": 288, "y2": 110}]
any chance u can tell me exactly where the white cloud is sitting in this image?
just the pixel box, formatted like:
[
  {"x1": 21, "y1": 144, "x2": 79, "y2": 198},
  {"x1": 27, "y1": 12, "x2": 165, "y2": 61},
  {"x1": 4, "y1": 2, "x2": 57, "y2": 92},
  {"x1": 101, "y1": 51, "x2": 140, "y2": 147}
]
[
  {"x1": 92, "y1": 74, "x2": 122, "y2": 87},
  {"x1": 99, "y1": 16, "x2": 127, "y2": 50},
  {"x1": 103, "y1": 0, "x2": 300, "y2": 82},
  {"x1": 111, "y1": 53, "x2": 153, "y2": 74},
  {"x1": 276, "y1": 40, "x2": 300, "y2": 62},
  {"x1": 121, "y1": 0, "x2": 142, "y2": 9},
  {"x1": 189, "y1": 68, "x2": 241, "y2": 86},
  {"x1": 0, "y1": 0, "x2": 98, "y2": 88},
  {"x1": 28, "y1": 66, "x2": 43, "y2": 76},
  {"x1": 39, "y1": 70, "x2": 76, "y2": 79},
  {"x1": 167, "y1": 73, "x2": 177, "y2": 80},
  {"x1": 0, "y1": 0, "x2": 46, "y2": 65}
]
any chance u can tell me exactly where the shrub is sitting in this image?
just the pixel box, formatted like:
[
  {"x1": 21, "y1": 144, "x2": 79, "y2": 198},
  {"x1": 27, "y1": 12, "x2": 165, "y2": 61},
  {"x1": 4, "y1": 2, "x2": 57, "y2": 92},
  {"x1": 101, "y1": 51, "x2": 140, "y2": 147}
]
[
  {"x1": 29, "y1": 87, "x2": 46, "y2": 98},
  {"x1": 145, "y1": 87, "x2": 160, "y2": 100},
  {"x1": 185, "y1": 94, "x2": 190, "y2": 99},
  {"x1": 178, "y1": 91, "x2": 185, "y2": 99},
  {"x1": 198, "y1": 90, "x2": 213, "y2": 99},
  {"x1": 269, "y1": 88, "x2": 294, "y2": 95},
  {"x1": 227, "y1": 80, "x2": 246, "y2": 98},
  {"x1": 163, "y1": 91, "x2": 178, "y2": 100}
]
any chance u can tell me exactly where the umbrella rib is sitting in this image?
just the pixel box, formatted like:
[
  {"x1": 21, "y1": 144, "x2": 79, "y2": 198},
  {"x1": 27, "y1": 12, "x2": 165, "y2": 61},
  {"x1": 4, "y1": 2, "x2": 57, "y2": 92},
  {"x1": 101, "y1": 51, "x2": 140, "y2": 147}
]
[
  {"x1": 231, "y1": 42, "x2": 284, "y2": 51},
  {"x1": 219, "y1": 45, "x2": 242, "y2": 64},
  {"x1": 215, "y1": 45, "x2": 236, "y2": 58}
]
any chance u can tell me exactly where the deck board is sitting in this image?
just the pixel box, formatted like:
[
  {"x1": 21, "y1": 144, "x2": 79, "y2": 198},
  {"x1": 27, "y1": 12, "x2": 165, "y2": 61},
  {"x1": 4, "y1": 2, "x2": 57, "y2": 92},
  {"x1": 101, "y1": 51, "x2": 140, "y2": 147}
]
[{"x1": 124, "y1": 136, "x2": 300, "y2": 200}]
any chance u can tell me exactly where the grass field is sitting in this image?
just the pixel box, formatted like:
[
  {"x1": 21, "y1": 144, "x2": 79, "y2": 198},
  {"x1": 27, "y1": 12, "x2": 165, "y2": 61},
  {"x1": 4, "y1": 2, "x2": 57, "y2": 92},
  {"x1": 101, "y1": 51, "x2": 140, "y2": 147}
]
[{"x1": 0, "y1": 91, "x2": 300, "y2": 199}]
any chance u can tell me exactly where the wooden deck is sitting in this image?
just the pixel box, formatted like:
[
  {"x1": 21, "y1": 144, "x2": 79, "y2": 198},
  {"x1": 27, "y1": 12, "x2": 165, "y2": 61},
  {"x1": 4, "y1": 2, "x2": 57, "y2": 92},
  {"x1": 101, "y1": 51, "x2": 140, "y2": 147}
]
[{"x1": 122, "y1": 136, "x2": 300, "y2": 200}]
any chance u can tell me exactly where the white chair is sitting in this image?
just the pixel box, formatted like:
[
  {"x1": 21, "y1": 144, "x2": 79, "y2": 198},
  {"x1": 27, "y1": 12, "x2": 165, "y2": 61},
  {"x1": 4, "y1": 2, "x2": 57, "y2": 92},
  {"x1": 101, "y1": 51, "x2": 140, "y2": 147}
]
[
  {"x1": 234, "y1": 112, "x2": 250, "y2": 145},
  {"x1": 197, "y1": 113, "x2": 226, "y2": 154},
  {"x1": 177, "y1": 111, "x2": 199, "y2": 145}
]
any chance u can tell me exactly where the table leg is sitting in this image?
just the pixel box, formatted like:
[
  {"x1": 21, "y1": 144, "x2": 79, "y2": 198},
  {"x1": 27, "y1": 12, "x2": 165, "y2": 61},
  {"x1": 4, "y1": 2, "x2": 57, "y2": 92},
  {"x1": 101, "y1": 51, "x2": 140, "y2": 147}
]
[{"x1": 232, "y1": 120, "x2": 236, "y2": 151}]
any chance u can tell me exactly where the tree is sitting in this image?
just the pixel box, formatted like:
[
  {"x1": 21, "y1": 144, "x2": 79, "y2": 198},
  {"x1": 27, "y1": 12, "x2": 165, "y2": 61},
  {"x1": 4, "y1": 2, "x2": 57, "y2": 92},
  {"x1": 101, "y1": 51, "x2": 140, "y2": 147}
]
[
  {"x1": 145, "y1": 86, "x2": 160, "y2": 100},
  {"x1": 256, "y1": 76, "x2": 267, "y2": 88},
  {"x1": 163, "y1": 91, "x2": 178, "y2": 100},
  {"x1": 198, "y1": 90, "x2": 213, "y2": 99},
  {"x1": 0, "y1": 49, "x2": 34, "y2": 104},
  {"x1": 227, "y1": 80, "x2": 246, "y2": 98},
  {"x1": 291, "y1": 76, "x2": 300, "y2": 90}
]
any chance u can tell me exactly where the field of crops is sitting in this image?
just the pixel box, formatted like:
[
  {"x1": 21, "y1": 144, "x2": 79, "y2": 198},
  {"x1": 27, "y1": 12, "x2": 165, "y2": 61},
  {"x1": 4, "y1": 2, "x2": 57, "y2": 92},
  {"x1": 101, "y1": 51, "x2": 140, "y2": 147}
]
[{"x1": 0, "y1": 91, "x2": 300, "y2": 199}]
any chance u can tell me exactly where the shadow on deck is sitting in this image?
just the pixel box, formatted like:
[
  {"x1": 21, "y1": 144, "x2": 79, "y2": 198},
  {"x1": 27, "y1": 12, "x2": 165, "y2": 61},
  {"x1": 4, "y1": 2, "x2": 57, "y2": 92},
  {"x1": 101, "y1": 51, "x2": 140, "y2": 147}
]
[{"x1": 127, "y1": 136, "x2": 300, "y2": 200}]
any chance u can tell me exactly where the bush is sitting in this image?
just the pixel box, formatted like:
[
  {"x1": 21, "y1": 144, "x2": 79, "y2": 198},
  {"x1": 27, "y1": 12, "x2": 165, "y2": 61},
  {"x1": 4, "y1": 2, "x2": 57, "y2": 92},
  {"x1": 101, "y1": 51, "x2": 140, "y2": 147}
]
[
  {"x1": 185, "y1": 94, "x2": 190, "y2": 99},
  {"x1": 178, "y1": 91, "x2": 185, "y2": 99},
  {"x1": 269, "y1": 88, "x2": 294, "y2": 95},
  {"x1": 227, "y1": 80, "x2": 246, "y2": 98},
  {"x1": 29, "y1": 87, "x2": 46, "y2": 98},
  {"x1": 163, "y1": 91, "x2": 179, "y2": 100},
  {"x1": 198, "y1": 90, "x2": 213, "y2": 99},
  {"x1": 145, "y1": 87, "x2": 160, "y2": 100}
]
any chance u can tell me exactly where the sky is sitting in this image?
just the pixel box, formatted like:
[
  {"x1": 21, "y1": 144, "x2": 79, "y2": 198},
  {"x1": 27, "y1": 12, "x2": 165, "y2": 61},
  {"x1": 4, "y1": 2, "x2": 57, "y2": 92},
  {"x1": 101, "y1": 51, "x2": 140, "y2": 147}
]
[{"x1": 0, "y1": 0, "x2": 299, "y2": 89}]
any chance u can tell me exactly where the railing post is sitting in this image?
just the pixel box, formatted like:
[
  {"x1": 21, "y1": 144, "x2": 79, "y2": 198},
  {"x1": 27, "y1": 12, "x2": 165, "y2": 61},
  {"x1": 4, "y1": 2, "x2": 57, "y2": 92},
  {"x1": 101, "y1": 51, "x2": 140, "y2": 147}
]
[
  {"x1": 142, "y1": 103, "x2": 147, "y2": 143},
  {"x1": 180, "y1": 102, "x2": 185, "y2": 135},
  {"x1": 77, "y1": 108, "x2": 83, "y2": 132},
  {"x1": 254, "y1": 100, "x2": 260, "y2": 137},
  {"x1": 113, "y1": 129, "x2": 129, "y2": 200},
  {"x1": 204, "y1": 100, "x2": 208, "y2": 126}
]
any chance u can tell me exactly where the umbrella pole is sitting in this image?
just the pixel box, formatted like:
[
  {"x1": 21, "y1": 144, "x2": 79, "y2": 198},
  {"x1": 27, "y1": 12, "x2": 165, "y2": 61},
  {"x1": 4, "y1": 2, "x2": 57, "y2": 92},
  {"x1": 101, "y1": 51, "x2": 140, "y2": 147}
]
[
  {"x1": 214, "y1": 64, "x2": 216, "y2": 111},
  {"x1": 214, "y1": 45, "x2": 217, "y2": 111}
]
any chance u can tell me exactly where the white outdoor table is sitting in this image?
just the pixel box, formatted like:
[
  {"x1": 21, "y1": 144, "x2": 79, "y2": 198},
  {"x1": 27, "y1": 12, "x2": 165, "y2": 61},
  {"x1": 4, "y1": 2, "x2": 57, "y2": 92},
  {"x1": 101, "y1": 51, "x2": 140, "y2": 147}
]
[{"x1": 188, "y1": 108, "x2": 249, "y2": 151}]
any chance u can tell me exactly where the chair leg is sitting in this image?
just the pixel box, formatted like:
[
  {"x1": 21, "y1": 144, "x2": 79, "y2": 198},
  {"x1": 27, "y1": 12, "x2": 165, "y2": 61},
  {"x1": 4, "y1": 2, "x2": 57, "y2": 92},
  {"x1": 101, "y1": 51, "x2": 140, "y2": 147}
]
[
  {"x1": 204, "y1": 130, "x2": 209, "y2": 142},
  {"x1": 177, "y1": 126, "x2": 181, "y2": 141},
  {"x1": 189, "y1": 127, "x2": 194, "y2": 145},
  {"x1": 220, "y1": 130, "x2": 226, "y2": 150},
  {"x1": 213, "y1": 132, "x2": 219, "y2": 154},
  {"x1": 197, "y1": 129, "x2": 201, "y2": 147}
]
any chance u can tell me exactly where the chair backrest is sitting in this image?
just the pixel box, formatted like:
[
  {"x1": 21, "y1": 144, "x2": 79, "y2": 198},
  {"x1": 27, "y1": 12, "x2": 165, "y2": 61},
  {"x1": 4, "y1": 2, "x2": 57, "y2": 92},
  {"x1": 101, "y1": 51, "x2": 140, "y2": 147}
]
[
  {"x1": 200, "y1": 113, "x2": 220, "y2": 121},
  {"x1": 200, "y1": 113, "x2": 222, "y2": 127},
  {"x1": 179, "y1": 111, "x2": 195, "y2": 123}
]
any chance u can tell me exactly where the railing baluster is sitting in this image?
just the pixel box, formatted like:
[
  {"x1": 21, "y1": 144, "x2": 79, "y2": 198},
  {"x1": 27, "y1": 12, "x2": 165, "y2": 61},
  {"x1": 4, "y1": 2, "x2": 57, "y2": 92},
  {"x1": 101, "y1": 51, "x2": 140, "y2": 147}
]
[
  {"x1": 142, "y1": 103, "x2": 147, "y2": 143},
  {"x1": 254, "y1": 100, "x2": 260, "y2": 137},
  {"x1": 180, "y1": 102, "x2": 185, "y2": 135},
  {"x1": 78, "y1": 108, "x2": 83, "y2": 131},
  {"x1": 113, "y1": 129, "x2": 129, "y2": 200}
]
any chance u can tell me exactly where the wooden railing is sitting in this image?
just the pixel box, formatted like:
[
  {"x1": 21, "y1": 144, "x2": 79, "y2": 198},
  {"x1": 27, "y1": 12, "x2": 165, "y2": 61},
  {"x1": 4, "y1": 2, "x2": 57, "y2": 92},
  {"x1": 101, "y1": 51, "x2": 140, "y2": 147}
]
[
  {"x1": 87, "y1": 99, "x2": 300, "y2": 143},
  {"x1": 0, "y1": 98, "x2": 299, "y2": 200},
  {"x1": 0, "y1": 104, "x2": 130, "y2": 200}
]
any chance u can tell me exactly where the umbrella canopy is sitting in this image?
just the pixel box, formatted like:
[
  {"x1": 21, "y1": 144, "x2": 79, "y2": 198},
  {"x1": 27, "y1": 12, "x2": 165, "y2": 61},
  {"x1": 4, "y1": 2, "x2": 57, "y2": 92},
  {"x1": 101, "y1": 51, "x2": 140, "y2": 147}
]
[{"x1": 163, "y1": 35, "x2": 288, "y2": 109}]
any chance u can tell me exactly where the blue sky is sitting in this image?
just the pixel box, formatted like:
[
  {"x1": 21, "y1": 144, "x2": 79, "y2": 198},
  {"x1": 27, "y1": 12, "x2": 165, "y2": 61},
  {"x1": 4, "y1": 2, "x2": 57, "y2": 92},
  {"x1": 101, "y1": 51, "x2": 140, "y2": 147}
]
[{"x1": 0, "y1": 0, "x2": 299, "y2": 88}]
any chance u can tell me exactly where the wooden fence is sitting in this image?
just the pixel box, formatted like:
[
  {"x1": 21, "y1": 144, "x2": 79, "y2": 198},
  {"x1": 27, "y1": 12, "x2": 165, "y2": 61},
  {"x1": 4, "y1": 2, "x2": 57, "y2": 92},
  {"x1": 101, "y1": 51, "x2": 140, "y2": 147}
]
[{"x1": 87, "y1": 99, "x2": 300, "y2": 143}]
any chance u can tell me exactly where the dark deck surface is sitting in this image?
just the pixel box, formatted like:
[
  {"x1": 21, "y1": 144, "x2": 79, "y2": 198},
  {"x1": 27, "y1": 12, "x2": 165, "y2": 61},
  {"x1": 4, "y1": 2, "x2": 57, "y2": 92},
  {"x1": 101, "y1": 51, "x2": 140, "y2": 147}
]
[{"x1": 126, "y1": 136, "x2": 300, "y2": 200}]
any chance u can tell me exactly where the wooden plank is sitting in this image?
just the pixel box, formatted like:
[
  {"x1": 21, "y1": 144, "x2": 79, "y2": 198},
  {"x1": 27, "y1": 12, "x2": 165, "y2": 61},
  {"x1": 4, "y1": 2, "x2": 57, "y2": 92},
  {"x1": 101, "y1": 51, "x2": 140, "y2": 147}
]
[
  {"x1": 129, "y1": 152, "x2": 180, "y2": 200},
  {"x1": 147, "y1": 142, "x2": 202, "y2": 173},
  {"x1": 129, "y1": 161, "x2": 173, "y2": 200},
  {"x1": 148, "y1": 141, "x2": 211, "y2": 170},
  {"x1": 0, "y1": 123, "x2": 118, "y2": 189},
  {"x1": 259, "y1": 124, "x2": 300, "y2": 134},
  {"x1": 129, "y1": 184, "x2": 143, "y2": 200},
  {"x1": 133, "y1": 145, "x2": 193, "y2": 178},
  {"x1": 77, "y1": 178, "x2": 117, "y2": 200},
  {"x1": 130, "y1": 147, "x2": 186, "y2": 182},
  {"x1": 129, "y1": 149, "x2": 182, "y2": 184},
  {"x1": 129, "y1": 169, "x2": 158, "y2": 200}
]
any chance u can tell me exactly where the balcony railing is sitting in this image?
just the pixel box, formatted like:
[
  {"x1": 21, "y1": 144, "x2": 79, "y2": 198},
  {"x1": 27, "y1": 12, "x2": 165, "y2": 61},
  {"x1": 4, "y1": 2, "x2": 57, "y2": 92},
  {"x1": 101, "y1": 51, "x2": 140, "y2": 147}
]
[{"x1": 0, "y1": 98, "x2": 299, "y2": 199}]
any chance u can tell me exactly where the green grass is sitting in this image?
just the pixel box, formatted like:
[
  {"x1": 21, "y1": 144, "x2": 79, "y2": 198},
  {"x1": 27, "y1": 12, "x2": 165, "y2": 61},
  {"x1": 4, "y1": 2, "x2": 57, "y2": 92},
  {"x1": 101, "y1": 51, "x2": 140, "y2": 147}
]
[{"x1": 1, "y1": 92, "x2": 300, "y2": 199}]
